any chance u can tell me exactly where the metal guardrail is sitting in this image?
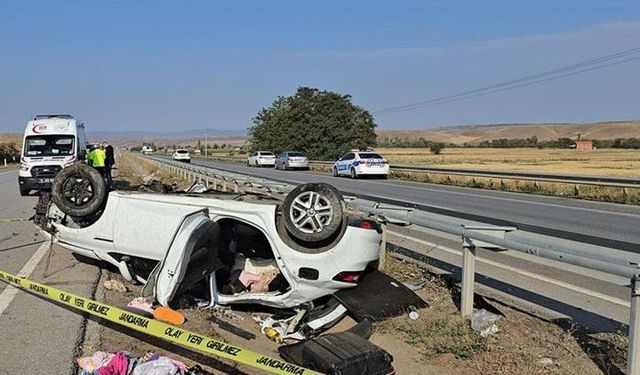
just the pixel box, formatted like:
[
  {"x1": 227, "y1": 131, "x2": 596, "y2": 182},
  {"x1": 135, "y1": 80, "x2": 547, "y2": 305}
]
[
  {"x1": 145, "y1": 155, "x2": 640, "y2": 374},
  {"x1": 311, "y1": 160, "x2": 640, "y2": 188}
]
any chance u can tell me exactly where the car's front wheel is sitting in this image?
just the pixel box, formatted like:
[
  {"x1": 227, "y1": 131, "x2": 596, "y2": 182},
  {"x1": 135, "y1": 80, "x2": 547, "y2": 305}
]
[
  {"x1": 51, "y1": 163, "x2": 107, "y2": 217},
  {"x1": 332, "y1": 167, "x2": 338, "y2": 177},
  {"x1": 281, "y1": 183, "x2": 344, "y2": 244}
]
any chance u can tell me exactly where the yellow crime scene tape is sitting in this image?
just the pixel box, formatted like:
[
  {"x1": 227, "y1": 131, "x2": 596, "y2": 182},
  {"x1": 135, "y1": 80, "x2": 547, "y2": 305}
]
[
  {"x1": 0, "y1": 270, "x2": 322, "y2": 375},
  {"x1": 0, "y1": 217, "x2": 30, "y2": 223}
]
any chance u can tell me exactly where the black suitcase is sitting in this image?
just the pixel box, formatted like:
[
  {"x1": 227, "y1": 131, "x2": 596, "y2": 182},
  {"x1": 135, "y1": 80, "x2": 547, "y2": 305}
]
[{"x1": 279, "y1": 331, "x2": 394, "y2": 375}]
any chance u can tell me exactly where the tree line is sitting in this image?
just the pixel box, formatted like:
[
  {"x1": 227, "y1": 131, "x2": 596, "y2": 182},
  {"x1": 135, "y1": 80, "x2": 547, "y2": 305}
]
[{"x1": 378, "y1": 136, "x2": 640, "y2": 149}]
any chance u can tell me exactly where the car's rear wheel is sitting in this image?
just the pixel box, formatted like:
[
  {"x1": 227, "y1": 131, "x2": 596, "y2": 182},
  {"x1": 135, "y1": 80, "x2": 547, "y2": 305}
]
[
  {"x1": 350, "y1": 168, "x2": 357, "y2": 179},
  {"x1": 281, "y1": 183, "x2": 344, "y2": 243},
  {"x1": 51, "y1": 163, "x2": 106, "y2": 217}
]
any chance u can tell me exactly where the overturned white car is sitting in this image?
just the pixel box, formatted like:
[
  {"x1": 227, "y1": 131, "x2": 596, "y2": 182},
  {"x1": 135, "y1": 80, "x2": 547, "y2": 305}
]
[{"x1": 43, "y1": 163, "x2": 383, "y2": 310}]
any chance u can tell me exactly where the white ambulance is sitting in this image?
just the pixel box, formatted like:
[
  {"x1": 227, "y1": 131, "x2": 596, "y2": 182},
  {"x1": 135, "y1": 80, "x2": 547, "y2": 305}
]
[{"x1": 18, "y1": 115, "x2": 87, "y2": 196}]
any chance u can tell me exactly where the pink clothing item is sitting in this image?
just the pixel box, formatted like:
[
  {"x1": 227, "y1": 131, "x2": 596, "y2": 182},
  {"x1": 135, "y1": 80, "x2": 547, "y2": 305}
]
[
  {"x1": 238, "y1": 271, "x2": 261, "y2": 287},
  {"x1": 77, "y1": 351, "x2": 114, "y2": 372},
  {"x1": 97, "y1": 352, "x2": 129, "y2": 375}
]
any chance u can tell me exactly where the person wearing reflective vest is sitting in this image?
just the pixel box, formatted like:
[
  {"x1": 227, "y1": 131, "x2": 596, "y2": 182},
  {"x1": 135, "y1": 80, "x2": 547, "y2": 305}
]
[{"x1": 92, "y1": 144, "x2": 107, "y2": 180}]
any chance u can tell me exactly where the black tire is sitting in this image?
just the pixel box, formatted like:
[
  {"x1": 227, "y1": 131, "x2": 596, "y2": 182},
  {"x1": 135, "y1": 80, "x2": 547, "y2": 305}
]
[
  {"x1": 185, "y1": 160, "x2": 191, "y2": 164},
  {"x1": 281, "y1": 183, "x2": 344, "y2": 243},
  {"x1": 332, "y1": 167, "x2": 338, "y2": 177},
  {"x1": 51, "y1": 163, "x2": 107, "y2": 217},
  {"x1": 350, "y1": 168, "x2": 357, "y2": 179},
  {"x1": 19, "y1": 187, "x2": 30, "y2": 197},
  {"x1": 246, "y1": 160, "x2": 250, "y2": 167}
]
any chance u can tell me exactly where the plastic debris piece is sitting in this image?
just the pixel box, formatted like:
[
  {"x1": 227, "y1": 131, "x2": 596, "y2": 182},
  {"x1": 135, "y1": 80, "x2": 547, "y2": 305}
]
[
  {"x1": 470, "y1": 308, "x2": 501, "y2": 337},
  {"x1": 407, "y1": 305, "x2": 420, "y2": 320},
  {"x1": 537, "y1": 357, "x2": 554, "y2": 366},
  {"x1": 132, "y1": 356, "x2": 180, "y2": 375},
  {"x1": 126, "y1": 297, "x2": 154, "y2": 317},
  {"x1": 185, "y1": 181, "x2": 207, "y2": 194},
  {"x1": 104, "y1": 279, "x2": 127, "y2": 293},
  {"x1": 153, "y1": 306, "x2": 185, "y2": 325},
  {"x1": 402, "y1": 281, "x2": 428, "y2": 291}
]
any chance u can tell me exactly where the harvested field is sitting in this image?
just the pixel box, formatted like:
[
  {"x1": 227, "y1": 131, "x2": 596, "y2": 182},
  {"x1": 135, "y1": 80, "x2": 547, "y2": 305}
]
[{"x1": 377, "y1": 147, "x2": 640, "y2": 177}]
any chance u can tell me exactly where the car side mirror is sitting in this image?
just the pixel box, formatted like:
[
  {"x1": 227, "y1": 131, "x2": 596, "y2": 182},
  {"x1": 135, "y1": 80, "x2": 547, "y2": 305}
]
[{"x1": 337, "y1": 158, "x2": 342, "y2": 162}]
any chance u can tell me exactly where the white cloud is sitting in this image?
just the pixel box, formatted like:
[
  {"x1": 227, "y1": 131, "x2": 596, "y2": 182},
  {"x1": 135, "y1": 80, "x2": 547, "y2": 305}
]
[{"x1": 281, "y1": 20, "x2": 640, "y2": 61}]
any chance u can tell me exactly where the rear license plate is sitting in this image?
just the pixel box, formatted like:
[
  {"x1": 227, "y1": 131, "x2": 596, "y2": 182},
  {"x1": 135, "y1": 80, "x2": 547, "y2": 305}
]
[{"x1": 37, "y1": 178, "x2": 54, "y2": 184}]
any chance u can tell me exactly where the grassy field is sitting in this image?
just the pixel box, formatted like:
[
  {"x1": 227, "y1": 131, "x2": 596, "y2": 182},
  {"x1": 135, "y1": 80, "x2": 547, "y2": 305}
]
[{"x1": 377, "y1": 147, "x2": 640, "y2": 177}]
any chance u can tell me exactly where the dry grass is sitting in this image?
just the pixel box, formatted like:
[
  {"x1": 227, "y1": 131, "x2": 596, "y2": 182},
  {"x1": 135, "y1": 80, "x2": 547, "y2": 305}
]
[
  {"x1": 377, "y1": 147, "x2": 640, "y2": 177},
  {"x1": 375, "y1": 255, "x2": 603, "y2": 374},
  {"x1": 117, "y1": 153, "x2": 188, "y2": 187}
]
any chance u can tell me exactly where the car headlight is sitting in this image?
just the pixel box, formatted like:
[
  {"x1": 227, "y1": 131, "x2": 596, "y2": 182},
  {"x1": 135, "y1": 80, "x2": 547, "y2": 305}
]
[{"x1": 19, "y1": 163, "x2": 29, "y2": 171}]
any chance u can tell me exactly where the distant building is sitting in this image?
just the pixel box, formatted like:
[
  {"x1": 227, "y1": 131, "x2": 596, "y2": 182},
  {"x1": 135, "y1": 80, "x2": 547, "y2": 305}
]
[{"x1": 574, "y1": 140, "x2": 593, "y2": 151}]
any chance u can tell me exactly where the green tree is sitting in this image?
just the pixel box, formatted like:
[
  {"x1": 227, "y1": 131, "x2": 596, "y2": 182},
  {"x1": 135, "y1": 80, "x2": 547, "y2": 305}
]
[
  {"x1": 430, "y1": 143, "x2": 445, "y2": 155},
  {"x1": 249, "y1": 87, "x2": 377, "y2": 160}
]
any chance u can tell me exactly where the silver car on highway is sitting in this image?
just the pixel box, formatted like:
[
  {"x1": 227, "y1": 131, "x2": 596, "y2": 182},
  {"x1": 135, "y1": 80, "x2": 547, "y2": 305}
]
[{"x1": 275, "y1": 151, "x2": 309, "y2": 170}]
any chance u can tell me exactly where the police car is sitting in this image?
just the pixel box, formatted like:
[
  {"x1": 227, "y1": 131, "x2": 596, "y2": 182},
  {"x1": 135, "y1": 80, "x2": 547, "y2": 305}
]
[{"x1": 332, "y1": 150, "x2": 389, "y2": 179}]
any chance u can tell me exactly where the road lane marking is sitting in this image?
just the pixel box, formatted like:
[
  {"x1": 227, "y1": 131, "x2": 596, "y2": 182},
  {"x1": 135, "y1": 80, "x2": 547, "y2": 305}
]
[
  {"x1": 0, "y1": 269, "x2": 319, "y2": 375},
  {"x1": 0, "y1": 241, "x2": 50, "y2": 316},
  {"x1": 388, "y1": 230, "x2": 631, "y2": 308}
]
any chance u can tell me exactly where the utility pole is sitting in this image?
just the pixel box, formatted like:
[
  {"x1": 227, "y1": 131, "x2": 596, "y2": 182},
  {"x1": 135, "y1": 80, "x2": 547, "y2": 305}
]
[{"x1": 205, "y1": 133, "x2": 208, "y2": 156}]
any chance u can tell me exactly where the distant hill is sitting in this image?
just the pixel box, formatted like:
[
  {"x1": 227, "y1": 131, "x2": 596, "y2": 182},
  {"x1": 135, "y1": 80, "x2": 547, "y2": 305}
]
[
  {"x1": 377, "y1": 120, "x2": 640, "y2": 145},
  {"x1": 87, "y1": 128, "x2": 247, "y2": 147}
]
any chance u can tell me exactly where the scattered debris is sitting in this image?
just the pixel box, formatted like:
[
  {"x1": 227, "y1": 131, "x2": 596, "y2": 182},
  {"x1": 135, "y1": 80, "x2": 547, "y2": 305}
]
[
  {"x1": 470, "y1": 308, "x2": 501, "y2": 337},
  {"x1": 77, "y1": 350, "x2": 192, "y2": 375},
  {"x1": 537, "y1": 357, "x2": 554, "y2": 366},
  {"x1": 255, "y1": 315, "x2": 306, "y2": 343},
  {"x1": 209, "y1": 316, "x2": 256, "y2": 340},
  {"x1": 77, "y1": 351, "x2": 114, "y2": 373},
  {"x1": 153, "y1": 306, "x2": 185, "y2": 326},
  {"x1": 185, "y1": 181, "x2": 207, "y2": 194},
  {"x1": 407, "y1": 305, "x2": 420, "y2": 320},
  {"x1": 104, "y1": 280, "x2": 127, "y2": 293},
  {"x1": 126, "y1": 297, "x2": 155, "y2": 318},
  {"x1": 402, "y1": 281, "x2": 428, "y2": 291},
  {"x1": 205, "y1": 305, "x2": 244, "y2": 321}
]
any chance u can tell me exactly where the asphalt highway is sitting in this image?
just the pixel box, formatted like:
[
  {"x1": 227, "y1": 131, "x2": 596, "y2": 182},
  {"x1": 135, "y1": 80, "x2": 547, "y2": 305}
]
[
  {"x1": 187, "y1": 158, "x2": 640, "y2": 253},
  {"x1": 0, "y1": 167, "x2": 101, "y2": 373}
]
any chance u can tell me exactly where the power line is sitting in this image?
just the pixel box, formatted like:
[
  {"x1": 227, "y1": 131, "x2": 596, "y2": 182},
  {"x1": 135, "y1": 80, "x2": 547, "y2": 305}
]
[{"x1": 375, "y1": 46, "x2": 640, "y2": 115}]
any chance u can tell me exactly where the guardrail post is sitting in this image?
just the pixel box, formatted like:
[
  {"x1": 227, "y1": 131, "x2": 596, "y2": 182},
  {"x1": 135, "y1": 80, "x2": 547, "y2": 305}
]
[
  {"x1": 628, "y1": 276, "x2": 640, "y2": 375},
  {"x1": 460, "y1": 225, "x2": 515, "y2": 318},
  {"x1": 460, "y1": 237, "x2": 476, "y2": 318}
]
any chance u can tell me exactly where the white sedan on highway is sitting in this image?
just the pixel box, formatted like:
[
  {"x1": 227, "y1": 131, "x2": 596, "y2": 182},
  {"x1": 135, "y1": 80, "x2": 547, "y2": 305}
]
[
  {"x1": 247, "y1": 151, "x2": 276, "y2": 167},
  {"x1": 172, "y1": 149, "x2": 191, "y2": 163},
  {"x1": 332, "y1": 151, "x2": 390, "y2": 179}
]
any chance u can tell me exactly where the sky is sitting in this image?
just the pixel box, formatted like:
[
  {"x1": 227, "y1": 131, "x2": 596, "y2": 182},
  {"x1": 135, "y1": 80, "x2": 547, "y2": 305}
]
[{"x1": 0, "y1": 0, "x2": 639, "y2": 133}]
